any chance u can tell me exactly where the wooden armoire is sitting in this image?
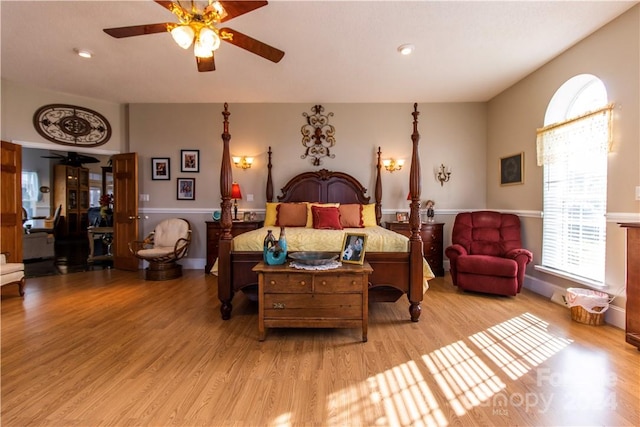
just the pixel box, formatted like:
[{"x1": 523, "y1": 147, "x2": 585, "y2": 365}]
[
  {"x1": 53, "y1": 164, "x2": 90, "y2": 237},
  {"x1": 620, "y1": 223, "x2": 640, "y2": 351}
]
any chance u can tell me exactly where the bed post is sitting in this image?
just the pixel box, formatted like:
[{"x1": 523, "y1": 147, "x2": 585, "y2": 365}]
[
  {"x1": 218, "y1": 103, "x2": 234, "y2": 320},
  {"x1": 375, "y1": 146, "x2": 382, "y2": 225},
  {"x1": 266, "y1": 146, "x2": 274, "y2": 202},
  {"x1": 408, "y1": 103, "x2": 423, "y2": 322}
]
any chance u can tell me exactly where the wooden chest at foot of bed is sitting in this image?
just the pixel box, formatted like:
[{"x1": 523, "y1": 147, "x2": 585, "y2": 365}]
[{"x1": 253, "y1": 261, "x2": 373, "y2": 342}]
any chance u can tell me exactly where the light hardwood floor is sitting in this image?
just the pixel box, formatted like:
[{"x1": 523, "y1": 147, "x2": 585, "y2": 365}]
[{"x1": 1, "y1": 269, "x2": 638, "y2": 426}]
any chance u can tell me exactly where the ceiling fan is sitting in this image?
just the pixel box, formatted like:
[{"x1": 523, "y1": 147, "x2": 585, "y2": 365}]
[
  {"x1": 103, "y1": 0, "x2": 285, "y2": 72},
  {"x1": 42, "y1": 152, "x2": 101, "y2": 167}
]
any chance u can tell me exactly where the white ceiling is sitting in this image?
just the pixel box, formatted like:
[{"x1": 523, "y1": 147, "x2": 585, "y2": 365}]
[{"x1": 1, "y1": 0, "x2": 637, "y2": 104}]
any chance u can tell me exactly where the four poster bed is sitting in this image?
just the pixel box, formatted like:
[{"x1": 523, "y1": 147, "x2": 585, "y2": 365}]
[{"x1": 215, "y1": 103, "x2": 430, "y2": 321}]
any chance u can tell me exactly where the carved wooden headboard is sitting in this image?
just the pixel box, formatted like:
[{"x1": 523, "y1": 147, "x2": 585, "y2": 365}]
[
  {"x1": 264, "y1": 147, "x2": 383, "y2": 225},
  {"x1": 277, "y1": 169, "x2": 370, "y2": 205}
]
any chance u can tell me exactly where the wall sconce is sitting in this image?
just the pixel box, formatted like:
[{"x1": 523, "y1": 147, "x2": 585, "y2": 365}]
[
  {"x1": 232, "y1": 156, "x2": 253, "y2": 169},
  {"x1": 383, "y1": 158, "x2": 404, "y2": 172},
  {"x1": 436, "y1": 163, "x2": 451, "y2": 186}
]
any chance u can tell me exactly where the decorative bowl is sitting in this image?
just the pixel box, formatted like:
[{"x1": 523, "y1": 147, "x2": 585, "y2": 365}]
[{"x1": 288, "y1": 251, "x2": 339, "y2": 266}]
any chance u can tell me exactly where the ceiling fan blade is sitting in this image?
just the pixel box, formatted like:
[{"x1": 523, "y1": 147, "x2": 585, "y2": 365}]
[
  {"x1": 103, "y1": 23, "x2": 171, "y2": 38},
  {"x1": 219, "y1": 1, "x2": 268, "y2": 22},
  {"x1": 154, "y1": 0, "x2": 175, "y2": 12},
  {"x1": 196, "y1": 55, "x2": 216, "y2": 72},
  {"x1": 220, "y1": 27, "x2": 284, "y2": 63}
]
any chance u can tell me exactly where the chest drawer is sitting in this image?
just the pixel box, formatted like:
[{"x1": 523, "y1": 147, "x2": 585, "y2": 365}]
[
  {"x1": 264, "y1": 273, "x2": 313, "y2": 293},
  {"x1": 314, "y1": 274, "x2": 363, "y2": 293},
  {"x1": 263, "y1": 293, "x2": 362, "y2": 319},
  {"x1": 386, "y1": 221, "x2": 445, "y2": 277},
  {"x1": 264, "y1": 272, "x2": 364, "y2": 293},
  {"x1": 205, "y1": 220, "x2": 263, "y2": 273}
]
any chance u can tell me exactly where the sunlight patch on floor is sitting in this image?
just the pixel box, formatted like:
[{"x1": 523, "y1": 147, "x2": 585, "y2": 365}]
[
  {"x1": 327, "y1": 360, "x2": 447, "y2": 427},
  {"x1": 469, "y1": 312, "x2": 573, "y2": 380},
  {"x1": 423, "y1": 340, "x2": 506, "y2": 417}
]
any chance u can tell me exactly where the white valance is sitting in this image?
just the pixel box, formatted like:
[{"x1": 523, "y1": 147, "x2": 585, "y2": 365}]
[{"x1": 536, "y1": 104, "x2": 613, "y2": 166}]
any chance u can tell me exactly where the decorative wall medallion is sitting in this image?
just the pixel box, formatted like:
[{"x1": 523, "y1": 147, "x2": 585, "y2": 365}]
[
  {"x1": 301, "y1": 104, "x2": 336, "y2": 166},
  {"x1": 33, "y1": 104, "x2": 112, "y2": 147}
]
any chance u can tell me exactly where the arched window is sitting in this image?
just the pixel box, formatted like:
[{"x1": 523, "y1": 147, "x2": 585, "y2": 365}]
[{"x1": 536, "y1": 74, "x2": 612, "y2": 287}]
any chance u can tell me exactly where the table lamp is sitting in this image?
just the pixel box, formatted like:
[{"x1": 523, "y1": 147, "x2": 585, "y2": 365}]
[{"x1": 231, "y1": 182, "x2": 242, "y2": 220}]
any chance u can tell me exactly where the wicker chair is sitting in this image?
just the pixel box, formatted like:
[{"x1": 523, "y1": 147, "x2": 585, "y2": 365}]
[{"x1": 129, "y1": 218, "x2": 192, "y2": 280}]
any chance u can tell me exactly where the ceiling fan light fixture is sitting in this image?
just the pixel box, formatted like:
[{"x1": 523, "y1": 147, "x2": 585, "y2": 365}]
[
  {"x1": 198, "y1": 27, "x2": 220, "y2": 51},
  {"x1": 397, "y1": 43, "x2": 415, "y2": 56},
  {"x1": 171, "y1": 25, "x2": 195, "y2": 49},
  {"x1": 194, "y1": 35, "x2": 214, "y2": 58}
]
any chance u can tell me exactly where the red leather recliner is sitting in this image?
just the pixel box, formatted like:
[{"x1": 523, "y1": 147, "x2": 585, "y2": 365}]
[{"x1": 445, "y1": 211, "x2": 533, "y2": 296}]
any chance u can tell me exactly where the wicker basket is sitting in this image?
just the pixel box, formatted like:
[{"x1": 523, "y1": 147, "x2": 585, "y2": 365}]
[{"x1": 570, "y1": 305, "x2": 605, "y2": 326}]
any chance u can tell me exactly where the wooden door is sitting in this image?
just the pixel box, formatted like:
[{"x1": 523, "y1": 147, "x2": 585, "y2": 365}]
[
  {"x1": 0, "y1": 141, "x2": 23, "y2": 262},
  {"x1": 112, "y1": 153, "x2": 139, "y2": 271}
]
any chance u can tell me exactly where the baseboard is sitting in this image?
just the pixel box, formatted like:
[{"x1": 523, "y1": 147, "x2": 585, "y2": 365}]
[{"x1": 524, "y1": 274, "x2": 625, "y2": 329}]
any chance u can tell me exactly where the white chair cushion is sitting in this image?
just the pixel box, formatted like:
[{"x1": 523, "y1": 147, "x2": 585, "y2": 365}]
[
  {"x1": 1, "y1": 270, "x2": 24, "y2": 287},
  {"x1": 136, "y1": 247, "x2": 176, "y2": 257},
  {"x1": 1, "y1": 262, "x2": 24, "y2": 275},
  {"x1": 153, "y1": 219, "x2": 190, "y2": 247},
  {"x1": 1, "y1": 254, "x2": 25, "y2": 287}
]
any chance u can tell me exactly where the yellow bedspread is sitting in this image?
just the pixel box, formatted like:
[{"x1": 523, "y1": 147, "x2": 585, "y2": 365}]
[
  {"x1": 211, "y1": 226, "x2": 435, "y2": 287},
  {"x1": 232, "y1": 226, "x2": 408, "y2": 252}
]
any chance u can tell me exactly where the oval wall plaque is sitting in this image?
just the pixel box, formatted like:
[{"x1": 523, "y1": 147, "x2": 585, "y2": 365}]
[{"x1": 33, "y1": 104, "x2": 112, "y2": 147}]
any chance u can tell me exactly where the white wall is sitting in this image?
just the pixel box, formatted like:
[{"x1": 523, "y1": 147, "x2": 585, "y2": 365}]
[
  {"x1": 128, "y1": 102, "x2": 487, "y2": 261},
  {"x1": 1, "y1": 79, "x2": 127, "y2": 154}
]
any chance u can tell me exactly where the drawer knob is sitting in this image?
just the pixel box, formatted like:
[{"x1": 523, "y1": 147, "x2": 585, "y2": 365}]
[
  {"x1": 321, "y1": 280, "x2": 327, "y2": 286},
  {"x1": 300, "y1": 281, "x2": 306, "y2": 286},
  {"x1": 351, "y1": 280, "x2": 356, "y2": 285},
  {"x1": 270, "y1": 280, "x2": 276, "y2": 285},
  {"x1": 272, "y1": 302, "x2": 285, "y2": 309}
]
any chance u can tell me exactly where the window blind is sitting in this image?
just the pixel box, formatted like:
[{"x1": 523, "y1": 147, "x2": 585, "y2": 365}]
[{"x1": 537, "y1": 105, "x2": 612, "y2": 284}]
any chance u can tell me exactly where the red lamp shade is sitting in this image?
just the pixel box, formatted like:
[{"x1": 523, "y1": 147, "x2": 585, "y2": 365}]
[{"x1": 231, "y1": 182, "x2": 242, "y2": 200}]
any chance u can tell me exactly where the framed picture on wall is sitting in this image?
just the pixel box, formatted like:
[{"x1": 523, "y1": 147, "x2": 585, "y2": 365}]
[
  {"x1": 500, "y1": 152, "x2": 524, "y2": 186},
  {"x1": 180, "y1": 149, "x2": 200, "y2": 173},
  {"x1": 151, "y1": 157, "x2": 170, "y2": 180},
  {"x1": 177, "y1": 178, "x2": 196, "y2": 200}
]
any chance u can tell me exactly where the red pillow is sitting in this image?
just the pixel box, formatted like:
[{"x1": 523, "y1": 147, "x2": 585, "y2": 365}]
[
  {"x1": 312, "y1": 206, "x2": 343, "y2": 230},
  {"x1": 276, "y1": 203, "x2": 307, "y2": 227},
  {"x1": 339, "y1": 204, "x2": 364, "y2": 228}
]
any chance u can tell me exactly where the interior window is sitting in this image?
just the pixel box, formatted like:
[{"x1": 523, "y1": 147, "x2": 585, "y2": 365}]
[
  {"x1": 89, "y1": 172, "x2": 102, "y2": 207},
  {"x1": 21, "y1": 171, "x2": 39, "y2": 218}
]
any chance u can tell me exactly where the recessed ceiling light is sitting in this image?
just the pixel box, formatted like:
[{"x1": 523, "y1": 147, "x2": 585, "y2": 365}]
[
  {"x1": 397, "y1": 44, "x2": 415, "y2": 56},
  {"x1": 74, "y1": 48, "x2": 93, "y2": 59}
]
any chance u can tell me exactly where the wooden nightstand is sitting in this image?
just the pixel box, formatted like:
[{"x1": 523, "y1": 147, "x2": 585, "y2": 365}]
[
  {"x1": 205, "y1": 220, "x2": 263, "y2": 273},
  {"x1": 386, "y1": 221, "x2": 445, "y2": 276}
]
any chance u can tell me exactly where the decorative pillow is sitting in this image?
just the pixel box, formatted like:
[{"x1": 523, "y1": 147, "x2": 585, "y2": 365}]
[
  {"x1": 362, "y1": 204, "x2": 377, "y2": 227},
  {"x1": 339, "y1": 204, "x2": 364, "y2": 228},
  {"x1": 311, "y1": 206, "x2": 343, "y2": 230},
  {"x1": 276, "y1": 203, "x2": 308, "y2": 227},
  {"x1": 264, "y1": 202, "x2": 280, "y2": 227},
  {"x1": 305, "y1": 202, "x2": 340, "y2": 227}
]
